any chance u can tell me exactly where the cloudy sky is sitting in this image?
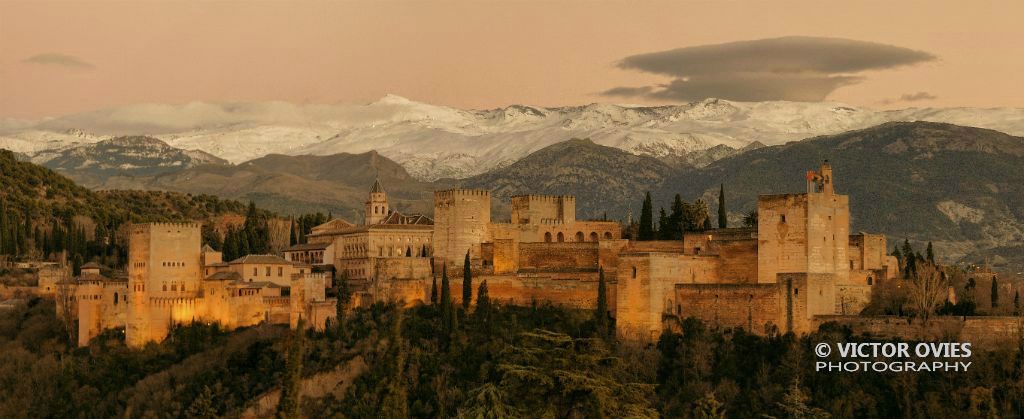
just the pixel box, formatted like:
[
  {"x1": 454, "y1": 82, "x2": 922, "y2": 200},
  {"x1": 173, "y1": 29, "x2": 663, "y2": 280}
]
[{"x1": 1, "y1": 0, "x2": 1022, "y2": 119}]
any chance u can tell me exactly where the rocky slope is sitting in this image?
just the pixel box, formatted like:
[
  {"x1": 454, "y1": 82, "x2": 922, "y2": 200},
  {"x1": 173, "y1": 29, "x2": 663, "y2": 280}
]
[
  {"x1": 32, "y1": 136, "x2": 227, "y2": 187},
  {"x1": 460, "y1": 138, "x2": 676, "y2": 220},
  {"x1": 134, "y1": 151, "x2": 441, "y2": 217}
]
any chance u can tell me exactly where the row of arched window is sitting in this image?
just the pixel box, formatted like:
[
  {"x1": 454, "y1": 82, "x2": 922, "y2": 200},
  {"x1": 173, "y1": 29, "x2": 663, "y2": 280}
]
[{"x1": 543, "y1": 231, "x2": 613, "y2": 243}]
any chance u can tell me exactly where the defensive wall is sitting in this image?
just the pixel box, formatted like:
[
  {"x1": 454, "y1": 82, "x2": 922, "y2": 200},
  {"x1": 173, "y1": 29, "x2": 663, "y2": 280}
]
[{"x1": 813, "y1": 315, "x2": 1024, "y2": 349}]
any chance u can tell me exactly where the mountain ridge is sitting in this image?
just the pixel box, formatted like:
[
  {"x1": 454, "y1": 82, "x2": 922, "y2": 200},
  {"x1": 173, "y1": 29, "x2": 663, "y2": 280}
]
[{"x1": 5, "y1": 97, "x2": 1024, "y2": 181}]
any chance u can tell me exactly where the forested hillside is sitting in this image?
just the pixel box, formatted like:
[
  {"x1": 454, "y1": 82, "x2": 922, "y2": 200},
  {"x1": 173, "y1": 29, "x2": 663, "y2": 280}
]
[{"x1": 0, "y1": 149, "x2": 250, "y2": 269}]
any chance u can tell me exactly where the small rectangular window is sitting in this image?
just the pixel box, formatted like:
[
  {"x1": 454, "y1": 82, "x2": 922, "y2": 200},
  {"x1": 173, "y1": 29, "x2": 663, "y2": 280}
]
[
  {"x1": 278, "y1": 267, "x2": 283, "y2": 276},
  {"x1": 266, "y1": 266, "x2": 271, "y2": 276}
]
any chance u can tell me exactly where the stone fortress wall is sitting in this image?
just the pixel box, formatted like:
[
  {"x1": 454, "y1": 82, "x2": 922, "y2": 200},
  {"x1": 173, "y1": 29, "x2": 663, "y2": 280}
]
[{"x1": 62, "y1": 161, "x2": 945, "y2": 348}]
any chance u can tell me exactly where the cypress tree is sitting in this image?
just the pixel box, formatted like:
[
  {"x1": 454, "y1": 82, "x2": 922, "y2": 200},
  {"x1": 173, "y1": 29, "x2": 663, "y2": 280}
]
[
  {"x1": 335, "y1": 271, "x2": 350, "y2": 337},
  {"x1": 595, "y1": 268, "x2": 609, "y2": 338},
  {"x1": 639, "y1": 192, "x2": 654, "y2": 241},
  {"x1": 430, "y1": 275, "x2": 438, "y2": 305},
  {"x1": 1014, "y1": 290, "x2": 1020, "y2": 315},
  {"x1": 476, "y1": 280, "x2": 490, "y2": 319},
  {"x1": 289, "y1": 218, "x2": 297, "y2": 246},
  {"x1": 379, "y1": 309, "x2": 408, "y2": 417},
  {"x1": 718, "y1": 184, "x2": 727, "y2": 229},
  {"x1": 669, "y1": 194, "x2": 685, "y2": 239},
  {"x1": 992, "y1": 277, "x2": 1000, "y2": 309},
  {"x1": 462, "y1": 251, "x2": 473, "y2": 310},
  {"x1": 441, "y1": 265, "x2": 453, "y2": 334},
  {"x1": 657, "y1": 208, "x2": 670, "y2": 240},
  {"x1": 926, "y1": 241, "x2": 935, "y2": 264},
  {"x1": 277, "y1": 317, "x2": 306, "y2": 419}
]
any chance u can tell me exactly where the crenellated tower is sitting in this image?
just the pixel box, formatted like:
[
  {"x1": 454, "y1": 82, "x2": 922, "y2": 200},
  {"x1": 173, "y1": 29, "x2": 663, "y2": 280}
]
[
  {"x1": 126, "y1": 222, "x2": 203, "y2": 347},
  {"x1": 432, "y1": 189, "x2": 491, "y2": 270}
]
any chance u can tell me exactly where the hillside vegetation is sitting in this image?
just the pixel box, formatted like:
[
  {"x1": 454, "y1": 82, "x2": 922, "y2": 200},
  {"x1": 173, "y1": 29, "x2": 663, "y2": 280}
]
[{"x1": 2, "y1": 297, "x2": 1023, "y2": 418}]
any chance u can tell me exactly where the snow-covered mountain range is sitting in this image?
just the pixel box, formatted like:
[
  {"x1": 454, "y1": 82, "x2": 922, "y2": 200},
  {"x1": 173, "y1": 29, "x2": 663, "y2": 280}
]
[{"x1": 3, "y1": 95, "x2": 1023, "y2": 180}]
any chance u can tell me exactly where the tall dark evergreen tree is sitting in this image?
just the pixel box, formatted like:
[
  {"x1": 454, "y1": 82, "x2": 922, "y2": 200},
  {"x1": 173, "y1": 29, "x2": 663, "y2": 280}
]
[
  {"x1": 462, "y1": 251, "x2": 473, "y2": 310},
  {"x1": 440, "y1": 265, "x2": 453, "y2": 335},
  {"x1": 668, "y1": 194, "x2": 685, "y2": 239},
  {"x1": 1014, "y1": 290, "x2": 1020, "y2": 315},
  {"x1": 379, "y1": 309, "x2": 408, "y2": 417},
  {"x1": 289, "y1": 218, "x2": 297, "y2": 246},
  {"x1": 277, "y1": 317, "x2": 306, "y2": 419},
  {"x1": 595, "y1": 268, "x2": 609, "y2": 338},
  {"x1": 926, "y1": 242, "x2": 935, "y2": 264},
  {"x1": 718, "y1": 184, "x2": 727, "y2": 229},
  {"x1": 335, "y1": 271, "x2": 351, "y2": 337},
  {"x1": 430, "y1": 275, "x2": 438, "y2": 305},
  {"x1": 638, "y1": 192, "x2": 654, "y2": 241},
  {"x1": 476, "y1": 280, "x2": 490, "y2": 319},
  {"x1": 991, "y1": 277, "x2": 1000, "y2": 309},
  {"x1": 657, "y1": 208, "x2": 670, "y2": 240}
]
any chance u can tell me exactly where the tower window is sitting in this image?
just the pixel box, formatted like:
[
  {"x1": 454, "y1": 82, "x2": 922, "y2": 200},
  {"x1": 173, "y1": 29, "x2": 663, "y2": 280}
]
[{"x1": 780, "y1": 215, "x2": 786, "y2": 223}]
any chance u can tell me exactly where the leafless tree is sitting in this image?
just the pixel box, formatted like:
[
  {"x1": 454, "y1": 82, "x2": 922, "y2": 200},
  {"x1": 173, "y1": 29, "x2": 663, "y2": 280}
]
[
  {"x1": 910, "y1": 263, "x2": 947, "y2": 324},
  {"x1": 54, "y1": 270, "x2": 77, "y2": 345}
]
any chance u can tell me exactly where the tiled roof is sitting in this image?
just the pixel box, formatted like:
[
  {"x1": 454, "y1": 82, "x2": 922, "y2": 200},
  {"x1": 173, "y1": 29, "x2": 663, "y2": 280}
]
[
  {"x1": 380, "y1": 212, "x2": 433, "y2": 226},
  {"x1": 205, "y1": 271, "x2": 242, "y2": 281},
  {"x1": 284, "y1": 242, "x2": 331, "y2": 251},
  {"x1": 370, "y1": 178, "x2": 385, "y2": 194},
  {"x1": 80, "y1": 262, "x2": 102, "y2": 269},
  {"x1": 228, "y1": 254, "x2": 294, "y2": 265}
]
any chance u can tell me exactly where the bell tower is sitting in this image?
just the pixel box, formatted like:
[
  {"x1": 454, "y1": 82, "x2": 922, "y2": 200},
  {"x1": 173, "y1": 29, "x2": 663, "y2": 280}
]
[{"x1": 365, "y1": 179, "x2": 389, "y2": 225}]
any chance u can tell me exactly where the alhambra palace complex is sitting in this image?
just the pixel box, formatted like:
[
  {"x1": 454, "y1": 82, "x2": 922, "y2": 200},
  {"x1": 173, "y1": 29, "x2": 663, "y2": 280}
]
[{"x1": 64, "y1": 161, "x2": 900, "y2": 347}]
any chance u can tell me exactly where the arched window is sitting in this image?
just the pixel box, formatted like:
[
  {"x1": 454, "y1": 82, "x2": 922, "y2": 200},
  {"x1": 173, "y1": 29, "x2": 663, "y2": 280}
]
[
  {"x1": 590, "y1": 232, "x2": 598, "y2": 242},
  {"x1": 632, "y1": 267, "x2": 637, "y2": 278},
  {"x1": 557, "y1": 232, "x2": 564, "y2": 242},
  {"x1": 113, "y1": 292, "x2": 119, "y2": 305},
  {"x1": 575, "y1": 231, "x2": 584, "y2": 242},
  {"x1": 604, "y1": 232, "x2": 613, "y2": 239},
  {"x1": 867, "y1": 277, "x2": 873, "y2": 285},
  {"x1": 544, "y1": 232, "x2": 552, "y2": 242}
]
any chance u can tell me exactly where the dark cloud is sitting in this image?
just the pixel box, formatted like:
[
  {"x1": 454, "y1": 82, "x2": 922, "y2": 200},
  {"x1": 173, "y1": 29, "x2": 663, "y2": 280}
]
[
  {"x1": 879, "y1": 91, "x2": 938, "y2": 105},
  {"x1": 604, "y1": 36, "x2": 936, "y2": 102},
  {"x1": 23, "y1": 53, "x2": 95, "y2": 70}
]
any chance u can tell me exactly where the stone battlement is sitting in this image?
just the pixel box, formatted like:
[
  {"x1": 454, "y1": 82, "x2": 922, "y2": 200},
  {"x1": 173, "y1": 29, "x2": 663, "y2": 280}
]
[
  {"x1": 511, "y1": 194, "x2": 576, "y2": 202},
  {"x1": 134, "y1": 222, "x2": 202, "y2": 230},
  {"x1": 434, "y1": 189, "x2": 490, "y2": 200}
]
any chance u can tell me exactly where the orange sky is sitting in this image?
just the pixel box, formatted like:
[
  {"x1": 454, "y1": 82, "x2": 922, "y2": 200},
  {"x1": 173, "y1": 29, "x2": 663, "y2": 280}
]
[{"x1": 1, "y1": 0, "x2": 1022, "y2": 119}]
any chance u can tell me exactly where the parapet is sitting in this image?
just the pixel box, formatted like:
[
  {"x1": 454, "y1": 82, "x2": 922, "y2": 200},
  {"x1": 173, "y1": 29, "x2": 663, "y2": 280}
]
[
  {"x1": 510, "y1": 194, "x2": 576, "y2": 202},
  {"x1": 434, "y1": 189, "x2": 490, "y2": 199},
  {"x1": 132, "y1": 222, "x2": 203, "y2": 232}
]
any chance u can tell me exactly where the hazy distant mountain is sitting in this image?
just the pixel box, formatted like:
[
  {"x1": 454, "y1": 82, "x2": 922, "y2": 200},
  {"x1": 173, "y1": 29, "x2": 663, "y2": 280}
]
[
  {"x1": 3, "y1": 96, "x2": 1024, "y2": 181},
  {"x1": 460, "y1": 138, "x2": 676, "y2": 220},
  {"x1": 133, "y1": 151, "x2": 441, "y2": 218},
  {"x1": 33, "y1": 136, "x2": 228, "y2": 188}
]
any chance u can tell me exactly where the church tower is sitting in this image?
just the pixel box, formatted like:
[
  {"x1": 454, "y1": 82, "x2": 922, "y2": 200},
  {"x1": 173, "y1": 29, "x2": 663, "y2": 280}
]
[{"x1": 365, "y1": 179, "x2": 389, "y2": 225}]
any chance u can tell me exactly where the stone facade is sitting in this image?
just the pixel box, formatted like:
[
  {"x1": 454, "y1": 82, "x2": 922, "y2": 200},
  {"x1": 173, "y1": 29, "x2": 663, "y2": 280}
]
[
  {"x1": 71, "y1": 222, "x2": 334, "y2": 348},
  {"x1": 60, "y1": 161, "x2": 901, "y2": 346}
]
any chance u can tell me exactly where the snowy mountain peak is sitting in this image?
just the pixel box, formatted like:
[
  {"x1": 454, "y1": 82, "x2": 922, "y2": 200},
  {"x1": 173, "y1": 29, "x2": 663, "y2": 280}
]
[{"x1": 4, "y1": 98, "x2": 1024, "y2": 181}]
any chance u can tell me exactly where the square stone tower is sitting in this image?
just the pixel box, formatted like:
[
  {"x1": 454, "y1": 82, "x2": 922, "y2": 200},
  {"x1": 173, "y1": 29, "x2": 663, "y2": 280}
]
[
  {"x1": 756, "y1": 162, "x2": 849, "y2": 318},
  {"x1": 126, "y1": 222, "x2": 202, "y2": 347},
  {"x1": 511, "y1": 195, "x2": 576, "y2": 225},
  {"x1": 432, "y1": 189, "x2": 491, "y2": 270}
]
